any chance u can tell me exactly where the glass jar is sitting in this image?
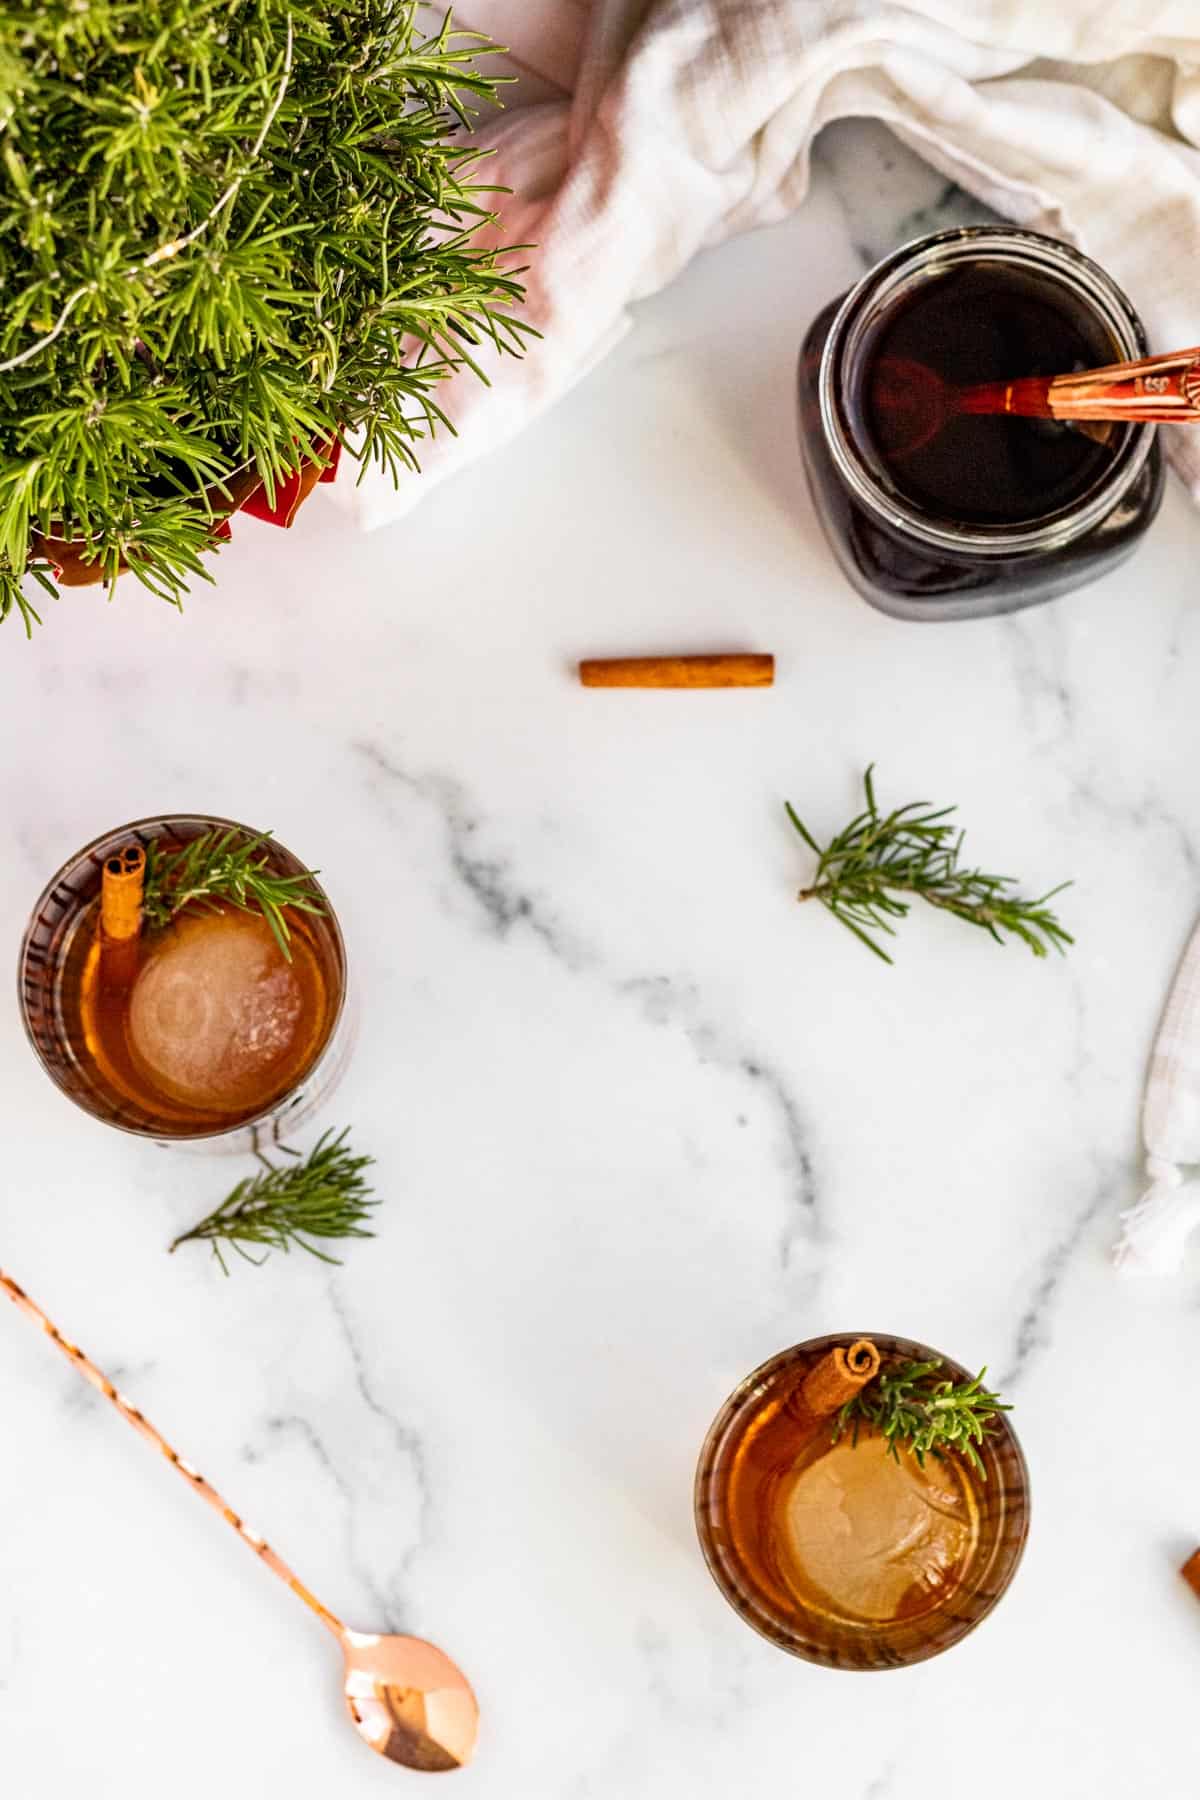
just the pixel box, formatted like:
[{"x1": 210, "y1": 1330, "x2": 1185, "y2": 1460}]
[
  {"x1": 797, "y1": 229, "x2": 1165, "y2": 620},
  {"x1": 18, "y1": 814, "x2": 352, "y2": 1152},
  {"x1": 694, "y1": 1334, "x2": 1030, "y2": 1669}
]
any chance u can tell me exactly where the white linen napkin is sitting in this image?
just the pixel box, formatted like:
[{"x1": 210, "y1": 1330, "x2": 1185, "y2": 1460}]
[
  {"x1": 332, "y1": 0, "x2": 1200, "y2": 528},
  {"x1": 1115, "y1": 923, "x2": 1200, "y2": 1276}
]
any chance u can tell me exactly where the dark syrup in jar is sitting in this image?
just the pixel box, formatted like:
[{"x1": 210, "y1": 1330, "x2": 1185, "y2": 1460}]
[
  {"x1": 796, "y1": 233, "x2": 1165, "y2": 620},
  {"x1": 854, "y1": 261, "x2": 1120, "y2": 526}
]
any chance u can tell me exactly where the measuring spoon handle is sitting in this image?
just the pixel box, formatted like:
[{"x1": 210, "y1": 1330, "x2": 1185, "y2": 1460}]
[{"x1": 961, "y1": 345, "x2": 1200, "y2": 423}]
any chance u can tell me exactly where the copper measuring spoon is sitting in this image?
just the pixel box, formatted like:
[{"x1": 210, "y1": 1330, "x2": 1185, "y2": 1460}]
[
  {"x1": 0, "y1": 1268, "x2": 479, "y2": 1773},
  {"x1": 880, "y1": 343, "x2": 1200, "y2": 455}
]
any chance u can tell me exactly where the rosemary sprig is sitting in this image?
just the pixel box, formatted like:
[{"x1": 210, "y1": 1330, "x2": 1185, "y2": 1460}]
[
  {"x1": 142, "y1": 828, "x2": 324, "y2": 960},
  {"x1": 169, "y1": 1130, "x2": 377, "y2": 1273},
  {"x1": 833, "y1": 1359, "x2": 1010, "y2": 1476},
  {"x1": 786, "y1": 765, "x2": 1072, "y2": 965}
]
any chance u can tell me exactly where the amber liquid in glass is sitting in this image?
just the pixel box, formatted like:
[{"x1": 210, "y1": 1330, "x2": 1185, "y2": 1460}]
[
  {"x1": 718, "y1": 1363, "x2": 979, "y2": 1629},
  {"x1": 70, "y1": 902, "x2": 338, "y2": 1134}
]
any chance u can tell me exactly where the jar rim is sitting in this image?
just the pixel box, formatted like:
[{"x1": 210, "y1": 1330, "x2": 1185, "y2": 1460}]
[{"x1": 818, "y1": 227, "x2": 1157, "y2": 557}]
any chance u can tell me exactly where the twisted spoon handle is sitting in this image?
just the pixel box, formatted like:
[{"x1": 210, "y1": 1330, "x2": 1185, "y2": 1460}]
[
  {"x1": 0, "y1": 1266, "x2": 343, "y2": 1638},
  {"x1": 961, "y1": 345, "x2": 1200, "y2": 423}
]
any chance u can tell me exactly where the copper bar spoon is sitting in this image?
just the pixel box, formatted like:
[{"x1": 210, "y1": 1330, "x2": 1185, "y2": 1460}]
[{"x1": 0, "y1": 1267, "x2": 479, "y2": 1773}]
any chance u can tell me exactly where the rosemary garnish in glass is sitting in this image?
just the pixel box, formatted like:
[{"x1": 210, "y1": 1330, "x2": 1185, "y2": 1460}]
[
  {"x1": 833, "y1": 1359, "x2": 1010, "y2": 1475},
  {"x1": 142, "y1": 827, "x2": 324, "y2": 960}
]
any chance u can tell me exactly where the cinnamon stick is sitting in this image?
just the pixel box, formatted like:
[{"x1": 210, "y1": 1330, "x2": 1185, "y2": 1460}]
[
  {"x1": 797, "y1": 1339, "x2": 882, "y2": 1420},
  {"x1": 99, "y1": 843, "x2": 146, "y2": 944},
  {"x1": 1181, "y1": 1548, "x2": 1200, "y2": 1601},
  {"x1": 578, "y1": 654, "x2": 774, "y2": 690}
]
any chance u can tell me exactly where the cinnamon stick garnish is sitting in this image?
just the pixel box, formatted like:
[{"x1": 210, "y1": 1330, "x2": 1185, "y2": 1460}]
[
  {"x1": 1181, "y1": 1548, "x2": 1200, "y2": 1601},
  {"x1": 796, "y1": 1339, "x2": 882, "y2": 1420},
  {"x1": 579, "y1": 654, "x2": 774, "y2": 690},
  {"x1": 99, "y1": 843, "x2": 145, "y2": 944}
]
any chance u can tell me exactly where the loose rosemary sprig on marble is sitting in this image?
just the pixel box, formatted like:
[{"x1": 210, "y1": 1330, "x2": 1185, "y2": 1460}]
[
  {"x1": 143, "y1": 828, "x2": 324, "y2": 960},
  {"x1": 786, "y1": 766, "x2": 1072, "y2": 965},
  {"x1": 170, "y1": 1130, "x2": 377, "y2": 1272},
  {"x1": 833, "y1": 1360, "x2": 1010, "y2": 1476}
]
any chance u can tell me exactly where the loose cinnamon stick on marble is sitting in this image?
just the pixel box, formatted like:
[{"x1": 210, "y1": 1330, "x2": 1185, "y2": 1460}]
[
  {"x1": 578, "y1": 654, "x2": 774, "y2": 689},
  {"x1": 797, "y1": 1339, "x2": 882, "y2": 1419},
  {"x1": 1180, "y1": 1548, "x2": 1200, "y2": 1601}
]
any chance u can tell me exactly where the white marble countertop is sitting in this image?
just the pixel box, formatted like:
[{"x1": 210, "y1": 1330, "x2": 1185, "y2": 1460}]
[{"x1": 4, "y1": 124, "x2": 1200, "y2": 1799}]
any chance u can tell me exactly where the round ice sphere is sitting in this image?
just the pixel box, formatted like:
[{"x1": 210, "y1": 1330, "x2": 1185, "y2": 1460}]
[{"x1": 127, "y1": 908, "x2": 305, "y2": 1110}]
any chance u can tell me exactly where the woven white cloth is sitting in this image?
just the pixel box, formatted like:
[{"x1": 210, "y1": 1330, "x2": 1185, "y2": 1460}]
[
  {"x1": 1116, "y1": 923, "x2": 1200, "y2": 1276},
  {"x1": 333, "y1": 0, "x2": 1200, "y2": 527}
]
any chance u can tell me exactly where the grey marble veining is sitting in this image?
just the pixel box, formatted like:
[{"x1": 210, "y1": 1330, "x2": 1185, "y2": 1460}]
[{"x1": 356, "y1": 734, "x2": 824, "y2": 1284}]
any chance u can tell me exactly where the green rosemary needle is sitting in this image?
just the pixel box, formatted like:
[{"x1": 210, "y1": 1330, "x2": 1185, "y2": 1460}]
[
  {"x1": 142, "y1": 827, "x2": 324, "y2": 960},
  {"x1": 169, "y1": 1130, "x2": 377, "y2": 1272},
  {"x1": 832, "y1": 1359, "x2": 1010, "y2": 1475},
  {"x1": 786, "y1": 765, "x2": 1072, "y2": 964}
]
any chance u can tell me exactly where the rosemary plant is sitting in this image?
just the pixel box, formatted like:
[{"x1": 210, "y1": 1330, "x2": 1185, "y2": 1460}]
[
  {"x1": 170, "y1": 1128, "x2": 376, "y2": 1270},
  {"x1": 142, "y1": 827, "x2": 324, "y2": 959},
  {"x1": 833, "y1": 1359, "x2": 1009, "y2": 1475},
  {"x1": 0, "y1": 2, "x2": 532, "y2": 631},
  {"x1": 786, "y1": 766, "x2": 1072, "y2": 964}
]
